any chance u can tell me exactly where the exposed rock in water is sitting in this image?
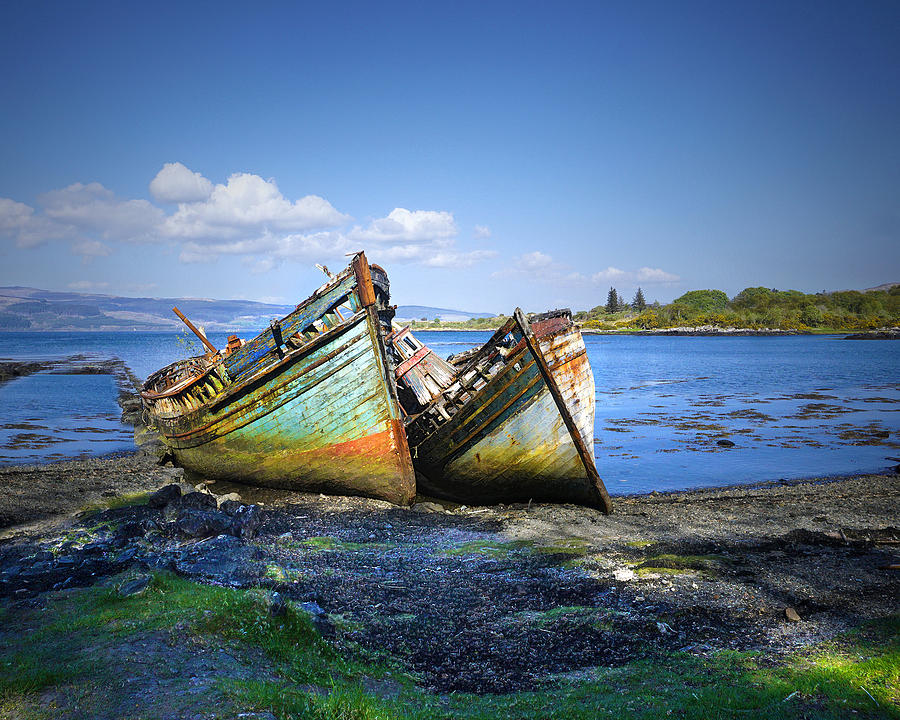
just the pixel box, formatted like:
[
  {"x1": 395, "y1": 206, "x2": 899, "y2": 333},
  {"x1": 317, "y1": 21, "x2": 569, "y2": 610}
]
[
  {"x1": 716, "y1": 439, "x2": 736, "y2": 447},
  {"x1": 844, "y1": 329, "x2": 900, "y2": 340}
]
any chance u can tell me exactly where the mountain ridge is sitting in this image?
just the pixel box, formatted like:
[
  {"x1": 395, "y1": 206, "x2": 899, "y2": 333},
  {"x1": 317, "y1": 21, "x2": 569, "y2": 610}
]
[{"x1": 0, "y1": 286, "x2": 493, "y2": 332}]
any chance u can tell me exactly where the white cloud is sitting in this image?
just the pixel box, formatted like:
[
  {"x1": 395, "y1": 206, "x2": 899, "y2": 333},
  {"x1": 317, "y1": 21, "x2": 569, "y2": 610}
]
[
  {"x1": 492, "y1": 251, "x2": 560, "y2": 280},
  {"x1": 179, "y1": 229, "x2": 356, "y2": 266},
  {"x1": 120, "y1": 283, "x2": 158, "y2": 294},
  {"x1": 0, "y1": 197, "x2": 71, "y2": 247},
  {"x1": 4, "y1": 166, "x2": 497, "y2": 276},
  {"x1": 149, "y1": 162, "x2": 214, "y2": 204},
  {"x1": 517, "y1": 251, "x2": 553, "y2": 271},
  {"x1": 591, "y1": 266, "x2": 628, "y2": 283},
  {"x1": 635, "y1": 267, "x2": 680, "y2": 284},
  {"x1": 420, "y1": 249, "x2": 498, "y2": 268},
  {"x1": 493, "y1": 253, "x2": 681, "y2": 293},
  {"x1": 40, "y1": 182, "x2": 164, "y2": 242},
  {"x1": 591, "y1": 266, "x2": 680, "y2": 286},
  {"x1": 243, "y1": 256, "x2": 278, "y2": 275},
  {"x1": 349, "y1": 208, "x2": 457, "y2": 244},
  {"x1": 162, "y1": 172, "x2": 348, "y2": 240},
  {"x1": 72, "y1": 240, "x2": 112, "y2": 258},
  {"x1": 473, "y1": 224, "x2": 491, "y2": 239},
  {"x1": 0, "y1": 198, "x2": 33, "y2": 233}
]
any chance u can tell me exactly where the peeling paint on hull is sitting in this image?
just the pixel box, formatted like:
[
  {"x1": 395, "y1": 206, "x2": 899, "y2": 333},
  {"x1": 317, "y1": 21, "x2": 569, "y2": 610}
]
[
  {"x1": 152, "y1": 313, "x2": 415, "y2": 505},
  {"x1": 410, "y1": 313, "x2": 611, "y2": 510},
  {"x1": 142, "y1": 254, "x2": 415, "y2": 506}
]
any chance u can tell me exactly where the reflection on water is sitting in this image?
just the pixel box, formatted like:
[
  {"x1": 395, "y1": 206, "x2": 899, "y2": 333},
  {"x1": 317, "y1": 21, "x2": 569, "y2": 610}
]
[{"x1": 0, "y1": 330, "x2": 897, "y2": 493}]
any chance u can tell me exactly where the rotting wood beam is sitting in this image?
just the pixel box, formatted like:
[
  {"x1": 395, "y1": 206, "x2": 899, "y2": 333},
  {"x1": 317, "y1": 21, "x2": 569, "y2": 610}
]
[
  {"x1": 352, "y1": 251, "x2": 376, "y2": 307},
  {"x1": 172, "y1": 306, "x2": 218, "y2": 355}
]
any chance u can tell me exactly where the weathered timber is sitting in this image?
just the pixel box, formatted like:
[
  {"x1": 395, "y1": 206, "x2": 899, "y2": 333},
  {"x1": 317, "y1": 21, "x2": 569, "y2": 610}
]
[
  {"x1": 142, "y1": 252, "x2": 415, "y2": 505},
  {"x1": 515, "y1": 308, "x2": 612, "y2": 514},
  {"x1": 172, "y1": 306, "x2": 218, "y2": 355},
  {"x1": 390, "y1": 309, "x2": 612, "y2": 511}
]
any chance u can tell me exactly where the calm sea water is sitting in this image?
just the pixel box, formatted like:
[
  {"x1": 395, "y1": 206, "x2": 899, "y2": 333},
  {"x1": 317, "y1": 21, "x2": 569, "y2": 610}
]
[{"x1": 1, "y1": 330, "x2": 897, "y2": 494}]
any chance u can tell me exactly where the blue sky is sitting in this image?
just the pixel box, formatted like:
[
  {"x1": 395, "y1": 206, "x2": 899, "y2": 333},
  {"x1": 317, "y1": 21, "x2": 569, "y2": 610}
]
[{"x1": 1, "y1": 1, "x2": 898, "y2": 313}]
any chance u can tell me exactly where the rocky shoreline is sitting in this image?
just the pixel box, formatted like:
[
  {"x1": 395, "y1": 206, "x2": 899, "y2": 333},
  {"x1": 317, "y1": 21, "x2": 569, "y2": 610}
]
[{"x1": 1, "y1": 448, "x2": 897, "y2": 696}]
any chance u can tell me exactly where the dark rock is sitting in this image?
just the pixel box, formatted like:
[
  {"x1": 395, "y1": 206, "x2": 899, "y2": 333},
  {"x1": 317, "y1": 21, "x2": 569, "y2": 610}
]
[
  {"x1": 177, "y1": 492, "x2": 218, "y2": 511},
  {"x1": 118, "y1": 575, "x2": 152, "y2": 597},
  {"x1": 115, "y1": 547, "x2": 139, "y2": 565},
  {"x1": 298, "y1": 601, "x2": 334, "y2": 638},
  {"x1": 175, "y1": 509, "x2": 232, "y2": 538},
  {"x1": 230, "y1": 505, "x2": 263, "y2": 540},
  {"x1": 269, "y1": 591, "x2": 287, "y2": 616},
  {"x1": 116, "y1": 520, "x2": 145, "y2": 540},
  {"x1": 219, "y1": 500, "x2": 243, "y2": 516},
  {"x1": 134, "y1": 425, "x2": 168, "y2": 461},
  {"x1": 52, "y1": 577, "x2": 75, "y2": 591},
  {"x1": 173, "y1": 534, "x2": 251, "y2": 582},
  {"x1": 82, "y1": 541, "x2": 112, "y2": 556},
  {"x1": 299, "y1": 600, "x2": 324, "y2": 616},
  {"x1": 141, "y1": 517, "x2": 162, "y2": 534},
  {"x1": 716, "y1": 439, "x2": 736, "y2": 447},
  {"x1": 141, "y1": 555, "x2": 176, "y2": 572},
  {"x1": 148, "y1": 484, "x2": 182, "y2": 509}
]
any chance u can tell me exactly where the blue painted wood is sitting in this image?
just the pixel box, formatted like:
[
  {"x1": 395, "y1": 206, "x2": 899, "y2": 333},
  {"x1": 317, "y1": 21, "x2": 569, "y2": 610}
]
[{"x1": 223, "y1": 274, "x2": 356, "y2": 383}]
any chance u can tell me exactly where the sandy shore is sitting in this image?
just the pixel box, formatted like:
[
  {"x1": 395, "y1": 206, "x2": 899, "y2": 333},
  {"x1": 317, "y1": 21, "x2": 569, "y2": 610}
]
[{"x1": 0, "y1": 451, "x2": 896, "y2": 695}]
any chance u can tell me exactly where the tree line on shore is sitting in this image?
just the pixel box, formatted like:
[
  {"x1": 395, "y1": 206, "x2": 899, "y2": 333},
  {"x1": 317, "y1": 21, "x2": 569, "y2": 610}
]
[
  {"x1": 409, "y1": 284, "x2": 899, "y2": 332},
  {"x1": 578, "y1": 285, "x2": 900, "y2": 331}
]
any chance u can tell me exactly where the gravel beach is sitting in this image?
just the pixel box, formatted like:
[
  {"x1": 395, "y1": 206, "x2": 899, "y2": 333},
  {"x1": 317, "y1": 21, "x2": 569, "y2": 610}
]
[{"x1": 1, "y1": 449, "x2": 896, "y2": 694}]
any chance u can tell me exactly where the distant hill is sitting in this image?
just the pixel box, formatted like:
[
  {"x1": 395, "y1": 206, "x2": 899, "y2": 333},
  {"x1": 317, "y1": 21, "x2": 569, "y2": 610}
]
[
  {"x1": 394, "y1": 305, "x2": 495, "y2": 322},
  {"x1": 0, "y1": 287, "x2": 295, "y2": 332},
  {"x1": 0, "y1": 287, "x2": 494, "y2": 332},
  {"x1": 864, "y1": 282, "x2": 899, "y2": 293}
]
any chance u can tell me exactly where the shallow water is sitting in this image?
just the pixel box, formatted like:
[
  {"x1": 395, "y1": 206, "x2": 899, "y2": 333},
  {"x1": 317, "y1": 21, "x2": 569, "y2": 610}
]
[
  {"x1": 0, "y1": 372, "x2": 134, "y2": 465},
  {"x1": 418, "y1": 331, "x2": 900, "y2": 494},
  {"x1": 0, "y1": 330, "x2": 897, "y2": 493}
]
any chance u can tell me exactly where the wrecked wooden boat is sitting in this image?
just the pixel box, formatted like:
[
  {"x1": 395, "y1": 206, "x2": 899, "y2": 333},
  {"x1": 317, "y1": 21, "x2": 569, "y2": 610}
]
[
  {"x1": 386, "y1": 309, "x2": 612, "y2": 512},
  {"x1": 140, "y1": 252, "x2": 416, "y2": 505}
]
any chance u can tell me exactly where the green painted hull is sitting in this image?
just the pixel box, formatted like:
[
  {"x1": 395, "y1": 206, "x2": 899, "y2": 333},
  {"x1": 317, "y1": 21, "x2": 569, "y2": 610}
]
[{"x1": 143, "y1": 255, "x2": 415, "y2": 505}]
